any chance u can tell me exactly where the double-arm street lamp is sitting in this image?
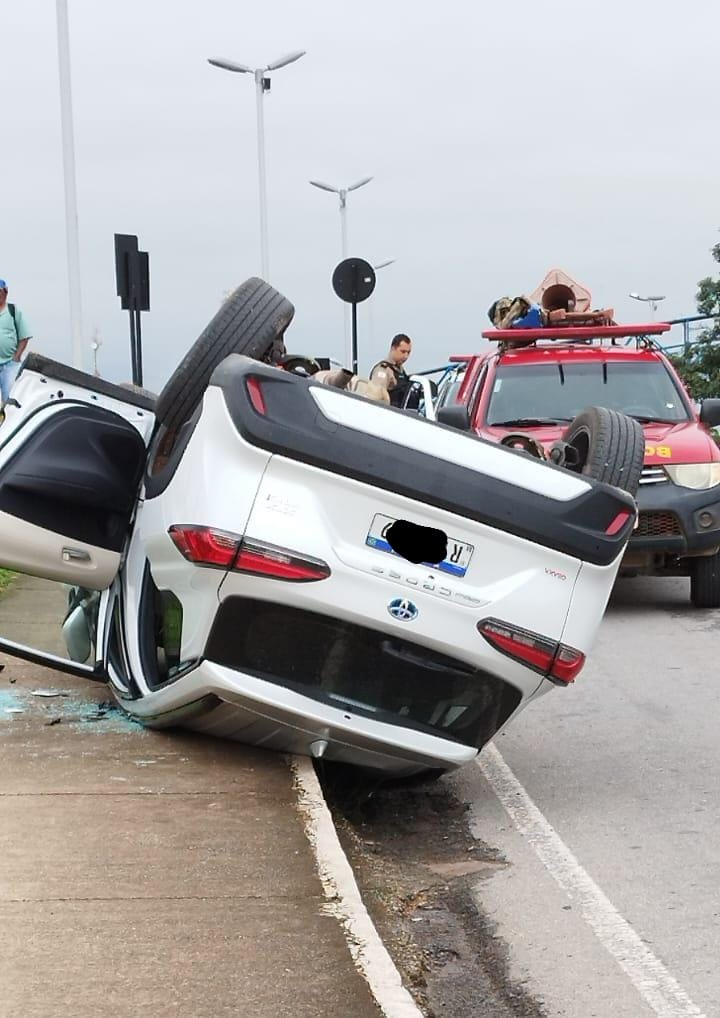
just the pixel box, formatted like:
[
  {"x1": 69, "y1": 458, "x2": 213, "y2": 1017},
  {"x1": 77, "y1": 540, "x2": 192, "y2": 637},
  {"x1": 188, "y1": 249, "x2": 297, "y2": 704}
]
[
  {"x1": 309, "y1": 176, "x2": 373, "y2": 262},
  {"x1": 208, "y1": 50, "x2": 306, "y2": 280},
  {"x1": 629, "y1": 291, "x2": 666, "y2": 320}
]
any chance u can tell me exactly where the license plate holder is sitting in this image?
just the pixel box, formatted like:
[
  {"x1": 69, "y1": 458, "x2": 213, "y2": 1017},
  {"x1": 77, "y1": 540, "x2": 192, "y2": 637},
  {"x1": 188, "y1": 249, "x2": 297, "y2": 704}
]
[{"x1": 365, "y1": 513, "x2": 474, "y2": 578}]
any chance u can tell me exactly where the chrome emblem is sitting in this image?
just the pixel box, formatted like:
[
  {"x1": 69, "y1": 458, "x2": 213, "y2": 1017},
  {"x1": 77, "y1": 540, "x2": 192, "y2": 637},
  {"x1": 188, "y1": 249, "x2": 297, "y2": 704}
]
[{"x1": 387, "y1": 597, "x2": 419, "y2": 622}]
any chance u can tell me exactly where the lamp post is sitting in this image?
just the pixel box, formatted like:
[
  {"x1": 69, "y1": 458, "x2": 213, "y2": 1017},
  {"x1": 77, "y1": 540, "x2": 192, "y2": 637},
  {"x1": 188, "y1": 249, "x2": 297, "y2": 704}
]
[
  {"x1": 208, "y1": 50, "x2": 306, "y2": 280},
  {"x1": 629, "y1": 291, "x2": 666, "y2": 321},
  {"x1": 309, "y1": 176, "x2": 373, "y2": 364},
  {"x1": 56, "y1": 0, "x2": 84, "y2": 369}
]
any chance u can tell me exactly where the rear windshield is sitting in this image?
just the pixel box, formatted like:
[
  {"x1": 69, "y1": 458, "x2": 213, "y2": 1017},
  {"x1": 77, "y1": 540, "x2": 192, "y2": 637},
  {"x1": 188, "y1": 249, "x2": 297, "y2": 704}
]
[
  {"x1": 205, "y1": 598, "x2": 520, "y2": 749},
  {"x1": 487, "y1": 360, "x2": 690, "y2": 425}
]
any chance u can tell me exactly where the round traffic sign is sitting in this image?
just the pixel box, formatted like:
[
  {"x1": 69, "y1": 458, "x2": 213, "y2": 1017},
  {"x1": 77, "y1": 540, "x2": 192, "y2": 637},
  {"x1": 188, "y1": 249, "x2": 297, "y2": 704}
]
[{"x1": 332, "y1": 258, "x2": 376, "y2": 304}]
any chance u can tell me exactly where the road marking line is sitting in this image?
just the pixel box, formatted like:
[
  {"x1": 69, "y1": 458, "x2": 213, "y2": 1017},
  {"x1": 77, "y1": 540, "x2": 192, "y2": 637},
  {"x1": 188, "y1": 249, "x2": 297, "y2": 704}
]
[
  {"x1": 478, "y1": 743, "x2": 706, "y2": 1018},
  {"x1": 292, "y1": 756, "x2": 424, "y2": 1018}
]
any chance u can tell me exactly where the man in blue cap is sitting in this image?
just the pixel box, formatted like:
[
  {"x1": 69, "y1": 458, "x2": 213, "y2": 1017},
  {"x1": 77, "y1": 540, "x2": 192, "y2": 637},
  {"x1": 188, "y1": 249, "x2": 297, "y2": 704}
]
[{"x1": 0, "y1": 279, "x2": 32, "y2": 406}]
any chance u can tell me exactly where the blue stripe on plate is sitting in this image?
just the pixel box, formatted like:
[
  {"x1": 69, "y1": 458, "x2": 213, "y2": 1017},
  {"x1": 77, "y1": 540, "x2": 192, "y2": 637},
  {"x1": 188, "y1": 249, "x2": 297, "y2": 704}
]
[{"x1": 365, "y1": 535, "x2": 467, "y2": 577}]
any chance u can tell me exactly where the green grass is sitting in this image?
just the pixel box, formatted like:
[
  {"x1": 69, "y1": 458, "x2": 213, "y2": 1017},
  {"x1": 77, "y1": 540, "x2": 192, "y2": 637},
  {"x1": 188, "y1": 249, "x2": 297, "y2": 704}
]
[{"x1": 0, "y1": 568, "x2": 17, "y2": 593}]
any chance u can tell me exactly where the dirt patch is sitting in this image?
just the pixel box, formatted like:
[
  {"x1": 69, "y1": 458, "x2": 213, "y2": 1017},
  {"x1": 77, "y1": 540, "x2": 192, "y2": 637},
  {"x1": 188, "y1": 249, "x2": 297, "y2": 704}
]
[{"x1": 318, "y1": 764, "x2": 546, "y2": 1018}]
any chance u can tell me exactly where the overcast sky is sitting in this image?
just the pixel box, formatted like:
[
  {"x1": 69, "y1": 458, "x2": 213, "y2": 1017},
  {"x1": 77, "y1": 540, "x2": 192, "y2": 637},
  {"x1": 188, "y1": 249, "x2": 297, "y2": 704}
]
[{"x1": 3, "y1": 0, "x2": 720, "y2": 390}]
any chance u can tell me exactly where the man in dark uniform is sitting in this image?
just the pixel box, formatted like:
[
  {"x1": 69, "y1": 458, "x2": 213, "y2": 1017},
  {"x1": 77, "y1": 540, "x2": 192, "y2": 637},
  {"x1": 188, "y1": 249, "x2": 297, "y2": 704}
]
[{"x1": 369, "y1": 333, "x2": 412, "y2": 407}]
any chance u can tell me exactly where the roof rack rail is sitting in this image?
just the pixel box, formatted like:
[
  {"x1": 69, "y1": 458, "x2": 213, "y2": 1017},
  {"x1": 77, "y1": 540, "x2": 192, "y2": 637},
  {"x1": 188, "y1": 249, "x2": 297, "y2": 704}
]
[{"x1": 481, "y1": 322, "x2": 671, "y2": 346}]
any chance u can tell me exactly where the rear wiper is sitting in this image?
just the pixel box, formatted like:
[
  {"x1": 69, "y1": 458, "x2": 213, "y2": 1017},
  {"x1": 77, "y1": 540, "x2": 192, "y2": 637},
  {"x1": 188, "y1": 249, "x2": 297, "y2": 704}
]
[{"x1": 491, "y1": 417, "x2": 572, "y2": 427}]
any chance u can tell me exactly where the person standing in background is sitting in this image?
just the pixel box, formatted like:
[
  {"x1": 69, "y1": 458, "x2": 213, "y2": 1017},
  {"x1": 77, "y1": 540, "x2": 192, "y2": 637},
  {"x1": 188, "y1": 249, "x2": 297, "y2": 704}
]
[
  {"x1": 370, "y1": 333, "x2": 413, "y2": 407},
  {"x1": 0, "y1": 279, "x2": 32, "y2": 407}
]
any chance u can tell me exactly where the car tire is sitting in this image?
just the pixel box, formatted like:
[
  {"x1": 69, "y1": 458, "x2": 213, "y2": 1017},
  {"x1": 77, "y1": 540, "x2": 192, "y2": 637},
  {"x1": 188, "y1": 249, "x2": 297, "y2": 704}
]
[
  {"x1": 154, "y1": 278, "x2": 294, "y2": 434},
  {"x1": 562, "y1": 406, "x2": 645, "y2": 495},
  {"x1": 690, "y1": 551, "x2": 720, "y2": 609}
]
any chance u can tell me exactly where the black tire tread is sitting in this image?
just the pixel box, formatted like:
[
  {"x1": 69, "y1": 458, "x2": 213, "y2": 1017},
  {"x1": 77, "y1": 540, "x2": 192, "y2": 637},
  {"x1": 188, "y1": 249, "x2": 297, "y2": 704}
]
[
  {"x1": 564, "y1": 406, "x2": 645, "y2": 495},
  {"x1": 155, "y1": 278, "x2": 294, "y2": 433},
  {"x1": 690, "y1": 551, "x2": 720, "y2": 609}
]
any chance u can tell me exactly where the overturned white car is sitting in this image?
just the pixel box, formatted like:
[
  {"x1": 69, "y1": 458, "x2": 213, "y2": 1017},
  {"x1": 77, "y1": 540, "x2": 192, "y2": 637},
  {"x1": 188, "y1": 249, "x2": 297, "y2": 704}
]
[{"x1": 0, "y1": 280, "x2": 642, "y2": 777}]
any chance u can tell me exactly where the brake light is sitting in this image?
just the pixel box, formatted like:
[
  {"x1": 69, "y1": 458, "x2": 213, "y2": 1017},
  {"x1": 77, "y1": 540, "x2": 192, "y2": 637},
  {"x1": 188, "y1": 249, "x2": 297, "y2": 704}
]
[
  {"x1": 168, "y1": 525, "x2": 240, "y2": 567},
  {"x1": 168, "y1": 526, "x2": 330, "y2": 582},
  {"x1": 234, "y1": 538, "x2": 330, "y2": 582},
  {"x1": 246, "y1": 377, "x2": 266, "y2": 415},
  {"x1": 477, "y1": 618, "x2": 585, "y2": 686}
]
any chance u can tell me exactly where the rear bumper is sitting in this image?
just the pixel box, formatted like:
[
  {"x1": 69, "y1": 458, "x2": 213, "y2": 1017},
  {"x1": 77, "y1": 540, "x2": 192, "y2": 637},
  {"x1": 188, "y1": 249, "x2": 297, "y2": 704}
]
[
  {"x1": 626, "y1": 482, "x2": 720, "y2": 559},
  {"x1": 122, "y1": 660, "x2": 481, "y2": 777}
]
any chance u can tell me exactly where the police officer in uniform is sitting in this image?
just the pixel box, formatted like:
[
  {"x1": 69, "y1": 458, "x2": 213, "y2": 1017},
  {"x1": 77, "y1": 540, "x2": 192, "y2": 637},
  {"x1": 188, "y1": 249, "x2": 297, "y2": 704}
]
[{"x1": 369, "y1": 333, "x2": 412, "y2": 407}]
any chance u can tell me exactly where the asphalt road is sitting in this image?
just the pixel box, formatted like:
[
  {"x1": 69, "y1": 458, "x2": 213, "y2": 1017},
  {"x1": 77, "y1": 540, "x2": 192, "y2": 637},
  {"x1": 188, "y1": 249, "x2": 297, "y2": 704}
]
[{"x1": 452, "y1": 576, "x2": 720, "y2": 1018}]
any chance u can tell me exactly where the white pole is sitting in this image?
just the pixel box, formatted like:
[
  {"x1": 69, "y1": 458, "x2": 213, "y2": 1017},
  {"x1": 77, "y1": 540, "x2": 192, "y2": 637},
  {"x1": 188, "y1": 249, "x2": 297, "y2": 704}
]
[
  {"x1": 339, "y1": 191, "x2": 351, "y2": 365},
  {"x1": 56, "y1": 0, "x2": 83, "y2": 369},
  {"x1": 254, "y1": 69, "x2": 269, "y2": 280},
  {"x1": 339, "y1": 191, "x2": 348, "y2": 259}
]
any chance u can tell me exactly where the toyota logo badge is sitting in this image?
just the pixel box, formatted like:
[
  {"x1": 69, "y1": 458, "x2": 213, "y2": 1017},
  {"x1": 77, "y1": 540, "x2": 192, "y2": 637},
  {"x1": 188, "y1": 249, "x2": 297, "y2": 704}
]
[{"x1": 387, "y1": 597, "x2": 419, "y2": 622}]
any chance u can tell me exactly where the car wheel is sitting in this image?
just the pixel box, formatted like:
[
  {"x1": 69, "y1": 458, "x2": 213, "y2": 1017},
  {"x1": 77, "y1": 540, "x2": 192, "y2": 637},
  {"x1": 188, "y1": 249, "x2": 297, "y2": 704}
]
[
  {"x1": 154, "y1": 278, "x2": 294, "y2": 434},
  {"x1": 690, "y1": 551, "x2": 720, "y2": 608},
  {"x1": 562, "y1": 406, "x2": 645, "y2": 495}
]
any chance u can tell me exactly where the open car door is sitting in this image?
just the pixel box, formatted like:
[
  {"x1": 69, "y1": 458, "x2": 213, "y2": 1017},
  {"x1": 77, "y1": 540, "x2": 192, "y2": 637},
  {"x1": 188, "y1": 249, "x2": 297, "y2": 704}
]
[
  {"x1": 0, "y1": 354, "x2": 155, "y2": 677},
  {"x1": 401, "y1": 374, "x2": 439, "y2": 420}
]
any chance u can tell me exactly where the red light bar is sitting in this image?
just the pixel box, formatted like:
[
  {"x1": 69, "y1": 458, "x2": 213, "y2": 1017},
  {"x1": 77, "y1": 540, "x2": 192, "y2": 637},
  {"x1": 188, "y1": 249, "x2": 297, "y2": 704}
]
[{"x1": 481, "y1": 323, "x2": 671, "y2": 341}]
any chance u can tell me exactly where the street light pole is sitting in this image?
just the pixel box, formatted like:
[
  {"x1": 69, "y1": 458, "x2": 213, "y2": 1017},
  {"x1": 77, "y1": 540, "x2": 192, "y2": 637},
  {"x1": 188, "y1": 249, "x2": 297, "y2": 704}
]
[
  {"x1": 339, "y1": 190, "x2": 348, "y2": 261},
  {"x1": 309, "y1": 176, "x2": 373, "y2": 366},
  {"x1": 254, "y1": 69, "x2": 269, "y2": 278},
  {"x1": 208, "y1": 50, "x2": 306, "y2": 280},
  {"x1": 56, "y1": 0, "x2": 84, "y2": 370}
]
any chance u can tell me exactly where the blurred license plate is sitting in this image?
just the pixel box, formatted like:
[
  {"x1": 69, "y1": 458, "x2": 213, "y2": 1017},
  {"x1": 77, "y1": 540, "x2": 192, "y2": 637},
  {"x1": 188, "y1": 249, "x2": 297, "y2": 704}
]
[{"x1": 365, "y1": 513, "x2": 473, "y2": 578}]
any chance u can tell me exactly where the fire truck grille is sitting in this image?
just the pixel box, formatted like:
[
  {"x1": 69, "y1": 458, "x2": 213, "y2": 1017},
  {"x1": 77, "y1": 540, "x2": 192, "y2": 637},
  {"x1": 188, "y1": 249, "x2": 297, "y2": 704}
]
[{"x1": 635, "y1": 511, "x2": 682, "y2": 538}]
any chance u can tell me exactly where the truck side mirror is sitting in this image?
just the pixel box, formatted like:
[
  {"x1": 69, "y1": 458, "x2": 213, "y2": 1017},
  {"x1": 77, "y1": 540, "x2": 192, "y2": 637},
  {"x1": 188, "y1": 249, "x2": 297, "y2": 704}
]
[
  {"x1": 437, "y1": 405, "x2": 470, "y2": 431},
  {"x1": 700, "y1": 399, "x2": 720, "y2": 428}
]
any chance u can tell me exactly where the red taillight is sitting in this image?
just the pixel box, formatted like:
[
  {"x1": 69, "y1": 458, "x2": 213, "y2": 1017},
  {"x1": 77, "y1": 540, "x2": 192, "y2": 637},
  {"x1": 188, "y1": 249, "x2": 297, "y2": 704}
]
[
  {"x1": 478, "y1": 614, "x2": 558, "y2": 671},
  {"x1": 168, "y1": 525, "x2": 240, "y2": 568},
  {"x1": 168, "y1": 527, "x2": 330, "y2": 582},
  {"x1": 478, "y1": 619, "x2": 556, "y2": 673},
  {"x1": 606, "y1": 509, "x2": 633, "y2": 536},
  {"x1": 234, "y1": 538, "x2": 330, "y2": 582},
  {"x1": 549, "y1": 645, "x2": 586, "y2": 685},
  {"x1": 477, "y1": 618, "x2": 585, "y2": 686},
  {"x1": 246, "y1": 377, "x2": 266, "y2": 415}
]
